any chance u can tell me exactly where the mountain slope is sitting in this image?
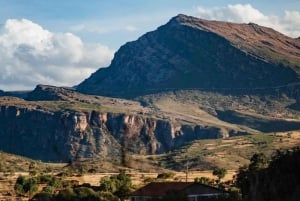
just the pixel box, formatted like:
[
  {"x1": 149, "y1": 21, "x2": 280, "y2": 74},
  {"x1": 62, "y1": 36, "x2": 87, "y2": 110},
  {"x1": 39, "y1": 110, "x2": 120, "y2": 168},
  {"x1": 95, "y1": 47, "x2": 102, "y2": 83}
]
[{"x1": 77, "y1": 14, "x2": 300, "y2": 98}]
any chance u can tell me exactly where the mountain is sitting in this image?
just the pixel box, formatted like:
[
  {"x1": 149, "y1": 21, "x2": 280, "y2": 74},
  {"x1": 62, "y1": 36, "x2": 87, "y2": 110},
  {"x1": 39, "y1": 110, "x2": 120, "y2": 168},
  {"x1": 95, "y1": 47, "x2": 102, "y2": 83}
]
[
  {"x1": 1, "y1": 15, "x2": 300, "y2": 166},
  {"x1": 77, "y1": 14, "x2": 300, "y2": 98}
]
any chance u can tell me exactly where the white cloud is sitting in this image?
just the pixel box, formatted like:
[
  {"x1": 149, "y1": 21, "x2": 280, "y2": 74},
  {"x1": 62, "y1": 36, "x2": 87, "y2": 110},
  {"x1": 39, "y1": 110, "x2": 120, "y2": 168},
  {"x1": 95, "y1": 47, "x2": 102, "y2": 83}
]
[
  {"x1": 125, "y1": 25, "x2": 138, "y2": 32},
  {"x1": 70, "y1": 22, "x2": 139, "y2": 34},
  {"x1": 0, "y1": 19, "x2": 114, "y2": 91},
  {"x1": 195, "y1": 4, "x2": 300, "y2": 38}
]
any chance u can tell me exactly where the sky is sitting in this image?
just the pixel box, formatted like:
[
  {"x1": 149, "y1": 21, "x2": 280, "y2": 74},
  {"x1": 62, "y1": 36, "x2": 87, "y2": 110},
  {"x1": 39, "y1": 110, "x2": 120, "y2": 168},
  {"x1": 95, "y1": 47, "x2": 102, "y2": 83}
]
[{"x1": 0, "y1": 0, "x2": 299, "y2": 91}]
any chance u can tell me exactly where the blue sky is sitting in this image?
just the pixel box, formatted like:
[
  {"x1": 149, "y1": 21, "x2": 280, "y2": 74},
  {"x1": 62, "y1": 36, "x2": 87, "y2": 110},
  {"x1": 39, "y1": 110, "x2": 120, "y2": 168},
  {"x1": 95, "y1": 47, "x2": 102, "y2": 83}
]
[
  {"x1": 0, "y1": 0, "x2": 299, "y2": 90},
  {"x1": 1, "y1": 0, "x2": 299, "y2": 48}
]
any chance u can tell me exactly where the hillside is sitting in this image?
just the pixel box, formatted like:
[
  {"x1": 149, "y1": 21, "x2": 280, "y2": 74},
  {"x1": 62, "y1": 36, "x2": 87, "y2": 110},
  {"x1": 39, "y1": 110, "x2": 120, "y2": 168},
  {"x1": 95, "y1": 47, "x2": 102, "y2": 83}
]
[
  {"x1": 1, "y1": 85, "x2": 300, "y2": 164},
  {"x1": 77, "y1": 14, "x2": 300, "y2": 98}
]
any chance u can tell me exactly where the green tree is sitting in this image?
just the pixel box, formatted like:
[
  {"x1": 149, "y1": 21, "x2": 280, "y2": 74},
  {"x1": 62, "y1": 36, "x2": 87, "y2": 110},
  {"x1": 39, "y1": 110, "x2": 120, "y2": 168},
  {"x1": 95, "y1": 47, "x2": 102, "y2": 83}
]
[
  {"x1": 213, "y1": 168, "x2": 227, "y2": 182},
  {"x1": 114, "y1": 170, "x2": 134, "y2": 201},
  {"x1": 55, "y1": 187, "x2": 76, "y2": 201},
  {"x1": 248, "y1": 153, "x2": 268, "y2": 171},
  {"x1": 100, "y1": 176, "x2": 117, "y2": 192},
  {"x1": 99, "y1": 170, "x2": 134, "y2": 201}
]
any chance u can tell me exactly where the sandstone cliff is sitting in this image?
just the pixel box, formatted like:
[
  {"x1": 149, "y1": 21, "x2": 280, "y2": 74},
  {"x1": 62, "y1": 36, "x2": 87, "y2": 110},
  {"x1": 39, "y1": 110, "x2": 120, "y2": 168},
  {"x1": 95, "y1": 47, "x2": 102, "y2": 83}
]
[{"x1": 0, "y1": 97, "x2": 230, "y2": 162}]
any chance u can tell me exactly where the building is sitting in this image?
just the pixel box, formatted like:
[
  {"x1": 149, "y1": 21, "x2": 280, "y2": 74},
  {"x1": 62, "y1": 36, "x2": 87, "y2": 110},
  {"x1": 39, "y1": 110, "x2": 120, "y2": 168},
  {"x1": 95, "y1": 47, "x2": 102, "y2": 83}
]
[{"x1": 130, "y1": 182, "x2": 228, "y2": 201}]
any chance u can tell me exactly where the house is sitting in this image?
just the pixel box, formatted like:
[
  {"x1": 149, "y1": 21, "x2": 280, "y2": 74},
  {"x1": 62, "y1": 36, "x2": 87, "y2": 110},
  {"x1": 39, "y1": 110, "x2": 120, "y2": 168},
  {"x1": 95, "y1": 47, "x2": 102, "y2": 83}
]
[{"x1": 130, "y1": 182, "x2": 228, "y2": 201}]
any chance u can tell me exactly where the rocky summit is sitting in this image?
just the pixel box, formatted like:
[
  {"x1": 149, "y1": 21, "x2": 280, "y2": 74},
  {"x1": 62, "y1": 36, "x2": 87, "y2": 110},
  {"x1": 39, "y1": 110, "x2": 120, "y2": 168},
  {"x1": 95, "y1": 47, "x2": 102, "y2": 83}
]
[{"x1": 77, "y1": 14, "x2": 300, "y2": 98}]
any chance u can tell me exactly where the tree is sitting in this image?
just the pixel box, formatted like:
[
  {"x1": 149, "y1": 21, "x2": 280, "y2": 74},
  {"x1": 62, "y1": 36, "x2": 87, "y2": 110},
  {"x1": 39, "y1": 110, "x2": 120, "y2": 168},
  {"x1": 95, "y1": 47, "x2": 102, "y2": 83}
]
[
  {"x1": 114, "y1": 170, "x2": 134, "y2": 201},
  {"x1": 99, "y1": 170, "x2": 134, "y2": 201},
  {"x1": 213, "y1": 168, "x2": 227, "y2": 182},
  {"x1": 55, "y1": 187, "x2": 76, "y2": 201},
  {"x1": 238, "y1": 148, "x2": 300, "y2": 201},
  {"x1": 100, "y1": 176, "x2": 117, "y2": 193},
  {"x1": 248, "y1": 153, "x2": 268, "y2": 171}
]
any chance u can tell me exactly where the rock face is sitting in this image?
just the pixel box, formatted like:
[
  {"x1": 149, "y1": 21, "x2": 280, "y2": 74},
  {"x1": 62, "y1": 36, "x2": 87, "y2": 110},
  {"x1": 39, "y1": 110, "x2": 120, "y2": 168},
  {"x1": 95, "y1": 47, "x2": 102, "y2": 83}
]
[
  {"x1": 0, "y1": 104, "x2": 229, "y2": 162},
  {"x1": 77, "y1": 14, "x2": 300, "y2": 98},
  {"x1": 26, "y1": 85, "x2": 76, "y2": 101}
]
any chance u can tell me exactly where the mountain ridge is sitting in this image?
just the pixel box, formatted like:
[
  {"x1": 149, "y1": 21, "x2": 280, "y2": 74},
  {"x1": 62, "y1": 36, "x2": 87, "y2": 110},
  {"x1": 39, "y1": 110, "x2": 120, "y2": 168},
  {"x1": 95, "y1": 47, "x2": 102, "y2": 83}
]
[{"x1": 174, "y1": 14, "x2": 300, "y2": 67}]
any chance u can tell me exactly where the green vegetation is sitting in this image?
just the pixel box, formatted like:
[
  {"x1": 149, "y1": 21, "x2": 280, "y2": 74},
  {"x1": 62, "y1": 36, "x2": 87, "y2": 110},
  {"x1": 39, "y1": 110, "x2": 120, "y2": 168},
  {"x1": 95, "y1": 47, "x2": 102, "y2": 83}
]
[
  {"x1": 213, "y1": 168, "x2": 227, "y2": 182},
  {"x1": 25, "y1": 170, "x2": 132, "y2": 201},
  {"x1": 9, "y1": 147, "x2": 299, "y2": 201},
  {"x1": 156, "y1": 172, "x2": 175, "y2": 180},
  {"x1": 235, "y1": 147, "x2": 300, "y2": 201},
  {"x1": 14, "y1": 176, "x2": 38, "y2": 197},
  {"x1": 99, "y1": 170, "x2": 134, "y2": 201}
]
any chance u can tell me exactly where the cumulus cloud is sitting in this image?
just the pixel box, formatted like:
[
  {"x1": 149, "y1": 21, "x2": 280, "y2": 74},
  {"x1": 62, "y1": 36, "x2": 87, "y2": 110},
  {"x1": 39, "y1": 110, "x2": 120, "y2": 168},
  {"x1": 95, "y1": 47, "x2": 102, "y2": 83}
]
[
  {"x1": 0, "y1": 19, "x2": 114, "y2": 91},
  {"x1": 195, "y1": 4, "x2": 300, "y2": 38}
]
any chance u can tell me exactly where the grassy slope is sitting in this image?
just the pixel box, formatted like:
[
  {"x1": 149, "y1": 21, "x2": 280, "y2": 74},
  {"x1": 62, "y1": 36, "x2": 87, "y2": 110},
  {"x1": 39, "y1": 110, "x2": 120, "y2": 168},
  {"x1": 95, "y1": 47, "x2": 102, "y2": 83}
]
[{"x1": 156, "y1": 131, "x2": 300, "y2": 171}]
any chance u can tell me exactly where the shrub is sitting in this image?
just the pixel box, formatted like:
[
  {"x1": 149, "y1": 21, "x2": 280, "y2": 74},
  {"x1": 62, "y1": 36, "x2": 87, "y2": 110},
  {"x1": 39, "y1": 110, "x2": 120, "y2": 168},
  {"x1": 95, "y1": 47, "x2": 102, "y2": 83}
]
[{"x1": 157, "y1": 172, "x2": 175, "y2": 180}]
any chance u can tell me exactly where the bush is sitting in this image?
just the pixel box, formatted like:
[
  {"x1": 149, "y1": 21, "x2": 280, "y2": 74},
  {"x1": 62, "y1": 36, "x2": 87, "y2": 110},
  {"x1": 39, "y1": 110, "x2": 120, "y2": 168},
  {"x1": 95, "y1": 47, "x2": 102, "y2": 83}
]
[
  {"x1": 55, "y1": 187, "x2": 101, "y2": 201},
  {"x1": 157, "y1": 172, "x2": 175, "y2": 180},
  {"x1": 98, "y1": 191, "x2": 119, "y2": 201},
  {"x1": 14, "y1": 176, "x2": 38, "y2": 196},
  {"x1": 29, "y1": 192, "x2": 53, "y2": 201}
]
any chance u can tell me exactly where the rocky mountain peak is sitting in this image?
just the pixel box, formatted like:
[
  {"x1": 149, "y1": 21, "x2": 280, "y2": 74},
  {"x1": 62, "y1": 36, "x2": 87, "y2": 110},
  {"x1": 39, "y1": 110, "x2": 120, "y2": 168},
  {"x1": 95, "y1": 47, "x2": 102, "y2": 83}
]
[{"x1": 77, "y1": 15, "x2": 300, "y2": 98}]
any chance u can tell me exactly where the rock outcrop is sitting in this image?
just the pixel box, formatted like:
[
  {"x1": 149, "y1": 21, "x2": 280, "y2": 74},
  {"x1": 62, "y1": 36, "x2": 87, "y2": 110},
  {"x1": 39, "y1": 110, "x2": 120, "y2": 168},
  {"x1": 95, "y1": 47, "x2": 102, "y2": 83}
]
[
  {"x1": 0, "y1": 102, "x2": 230, "y2": 162},
  {"x1": 77, "y1": 14, "x2": 300, "y2": 98}
]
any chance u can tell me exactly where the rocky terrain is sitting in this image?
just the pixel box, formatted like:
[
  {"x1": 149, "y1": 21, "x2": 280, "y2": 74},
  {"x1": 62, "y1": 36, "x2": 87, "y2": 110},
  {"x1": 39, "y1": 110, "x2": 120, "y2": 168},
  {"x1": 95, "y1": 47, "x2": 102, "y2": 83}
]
[
  {"x1": 1, "y1": 85, "x2": 300, "y2": 163},
  {"x1": 0, "y1": 85, "x2": 248, "y2": 162}
]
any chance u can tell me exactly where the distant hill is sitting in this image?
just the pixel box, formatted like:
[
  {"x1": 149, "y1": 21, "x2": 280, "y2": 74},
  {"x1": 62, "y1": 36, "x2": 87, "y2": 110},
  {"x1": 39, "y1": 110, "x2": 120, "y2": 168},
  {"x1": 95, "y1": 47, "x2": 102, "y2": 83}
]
[{"x1": 77, "y1": 14, "x2": 300, "y2": 98}]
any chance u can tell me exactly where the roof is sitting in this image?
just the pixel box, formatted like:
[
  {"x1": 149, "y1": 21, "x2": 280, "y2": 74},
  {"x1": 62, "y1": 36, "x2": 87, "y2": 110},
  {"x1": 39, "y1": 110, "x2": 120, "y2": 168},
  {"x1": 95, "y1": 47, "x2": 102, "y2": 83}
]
[
  {"x1": 131, "y1": 182, "x2": 193, "y2": 197},
  {"x1": 131, "y1": 182, "x2": 226, "y2": 197}
]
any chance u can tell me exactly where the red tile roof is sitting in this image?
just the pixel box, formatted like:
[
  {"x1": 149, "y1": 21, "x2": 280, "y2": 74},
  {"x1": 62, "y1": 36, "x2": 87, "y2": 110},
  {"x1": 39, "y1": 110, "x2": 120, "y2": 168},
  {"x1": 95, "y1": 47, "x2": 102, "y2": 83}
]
[{"x1": 131, "y1": 182, "x2": 194, "y2": 197}]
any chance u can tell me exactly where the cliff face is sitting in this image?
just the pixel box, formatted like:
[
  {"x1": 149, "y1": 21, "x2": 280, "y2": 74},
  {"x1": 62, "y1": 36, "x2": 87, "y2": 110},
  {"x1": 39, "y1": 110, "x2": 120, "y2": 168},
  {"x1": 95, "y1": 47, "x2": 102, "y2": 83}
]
[
  {"x1": 0, "y1": 104, "x2": 228, "y2": 162},
  {"x1": 77, "y1": 14, "x2": 300, "y2": 98}
]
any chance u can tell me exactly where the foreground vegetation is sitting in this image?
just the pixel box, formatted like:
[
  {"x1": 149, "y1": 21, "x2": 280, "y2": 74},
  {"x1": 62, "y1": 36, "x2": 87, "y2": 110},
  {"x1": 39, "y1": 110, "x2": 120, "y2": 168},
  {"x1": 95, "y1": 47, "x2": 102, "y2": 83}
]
[
  {"x1": 0, "y1": 146, "x2": 298, "y2": 200},
  {"x1": 236, "y1": 147, "x2": 300, "y2": 201}
]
